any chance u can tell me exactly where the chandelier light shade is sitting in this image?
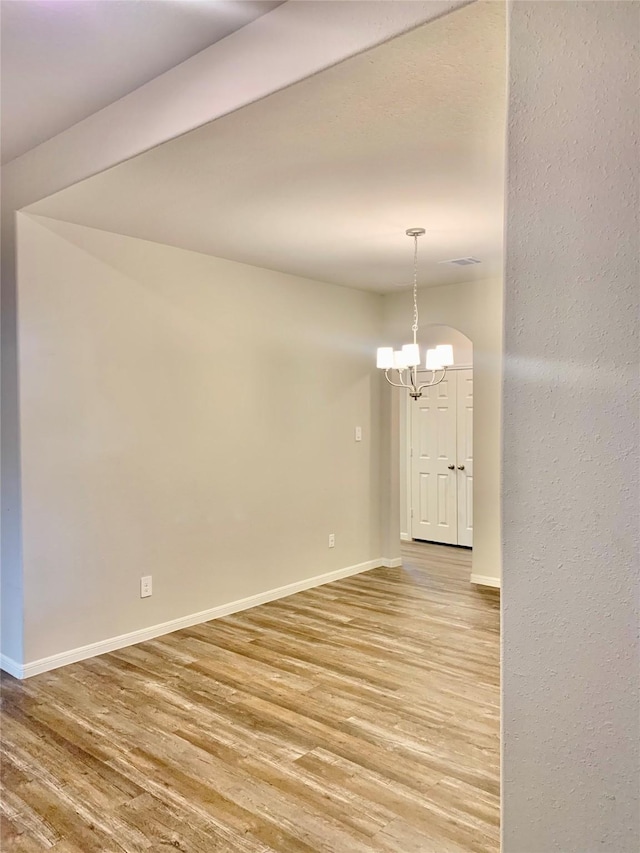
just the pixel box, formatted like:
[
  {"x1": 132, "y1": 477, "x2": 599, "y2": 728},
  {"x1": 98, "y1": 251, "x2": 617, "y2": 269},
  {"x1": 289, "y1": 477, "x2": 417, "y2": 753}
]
[
  {"x1": 376, "y1": 228, "x2": 454, "y2": 399},
  {"x1": 402, "y1": 343, "x2": 421, "y2": 366},
  {"x1": 435, "y1": 344, "x2": 454, "y2": 366},
  {"x1": 393, "y1": 350, "x2": 408, "y2": 370},
  {"x1": 376, "y1": 347, "x2": 394, "y2": 369},
  {"x1": 425, "y1": 348, "x2": 443, "y2": 370}
]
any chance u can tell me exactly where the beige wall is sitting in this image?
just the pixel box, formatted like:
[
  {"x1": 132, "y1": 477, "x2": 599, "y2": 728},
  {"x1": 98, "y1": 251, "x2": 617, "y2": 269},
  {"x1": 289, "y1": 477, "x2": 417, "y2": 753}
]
[
  {"x1": 383, "y1": 277, "x2": 503, "y2": 584},
  {"x1": 16, "y1": 214, "x2": 386, "y2": 664}
]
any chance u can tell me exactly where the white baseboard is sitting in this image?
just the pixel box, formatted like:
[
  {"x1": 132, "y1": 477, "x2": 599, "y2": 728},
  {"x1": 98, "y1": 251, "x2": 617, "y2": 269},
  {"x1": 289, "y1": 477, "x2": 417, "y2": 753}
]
[
  {"x1": 0, "y1": 654, "x2": 22, "y2": 679},
  {"x1": 470, "y1": 573, "x2": 501, "y2": 589},
  {"x1": 3, "y1": 557, "x2": 391, "y2": 680},
  {"x1": 381, "y1": 557, "x2": 403, "y2": 568},
  {"x1": 400, "y1": 532, "x2": 411, "y2": 542}
]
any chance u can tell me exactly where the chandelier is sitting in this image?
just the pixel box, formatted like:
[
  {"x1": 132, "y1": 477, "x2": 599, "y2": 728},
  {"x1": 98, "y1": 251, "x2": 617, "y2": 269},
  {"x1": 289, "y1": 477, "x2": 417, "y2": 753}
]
[{"x1": 376, "y1": 227, "x2": 453, "y2": 399}]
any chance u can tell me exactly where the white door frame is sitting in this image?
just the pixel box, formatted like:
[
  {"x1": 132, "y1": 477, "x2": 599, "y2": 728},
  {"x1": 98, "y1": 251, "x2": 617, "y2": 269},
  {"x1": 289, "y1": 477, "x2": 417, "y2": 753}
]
[{"x1": 404, "y1": 364, "x2": 473, "y2": 544}]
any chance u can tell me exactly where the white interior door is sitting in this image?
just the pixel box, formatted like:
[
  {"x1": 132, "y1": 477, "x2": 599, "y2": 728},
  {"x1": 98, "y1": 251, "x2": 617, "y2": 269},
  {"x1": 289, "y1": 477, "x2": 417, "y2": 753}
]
[
  {"x1": 456, "y1": 368, "x2": 473, "y2": 547},
  {"x1": 410, "y1": 372, "x2": 458, "y2": 544}
]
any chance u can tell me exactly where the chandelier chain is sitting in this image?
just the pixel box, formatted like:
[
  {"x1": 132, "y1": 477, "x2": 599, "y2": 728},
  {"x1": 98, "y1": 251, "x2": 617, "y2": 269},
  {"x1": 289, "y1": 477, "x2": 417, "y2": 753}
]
[{"x1": 412, "y1": 234, "x2": 419, "y2": 338}]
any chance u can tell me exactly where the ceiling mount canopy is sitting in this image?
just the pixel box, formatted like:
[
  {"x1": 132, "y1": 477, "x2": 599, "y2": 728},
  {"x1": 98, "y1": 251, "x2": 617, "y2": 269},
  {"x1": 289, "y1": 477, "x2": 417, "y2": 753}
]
[{"x1": 376, "y1": 228, "x2": 454, "y2": 400}]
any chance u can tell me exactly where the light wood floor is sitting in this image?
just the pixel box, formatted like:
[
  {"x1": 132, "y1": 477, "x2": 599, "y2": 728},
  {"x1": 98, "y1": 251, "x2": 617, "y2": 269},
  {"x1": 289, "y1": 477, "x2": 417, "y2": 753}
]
[{"x1": 1, "y1": 542, "x2": 500, "y2": 853}]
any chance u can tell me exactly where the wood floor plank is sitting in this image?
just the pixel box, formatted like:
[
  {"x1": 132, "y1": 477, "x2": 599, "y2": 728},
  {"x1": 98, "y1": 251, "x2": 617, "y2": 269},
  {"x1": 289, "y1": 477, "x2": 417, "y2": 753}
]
[
  {"x1": 1, "y1": 541, "x2": 499, "y2": 851},
  {"x1": 0, "y1": 817, "x2": 50, "y2": 853}
]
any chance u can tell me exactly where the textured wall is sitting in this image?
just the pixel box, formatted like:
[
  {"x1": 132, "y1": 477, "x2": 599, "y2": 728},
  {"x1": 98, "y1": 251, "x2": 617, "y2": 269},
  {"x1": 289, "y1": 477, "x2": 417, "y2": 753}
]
[{"x1": 503, "y1": 2, "x2": 639, "y2": 850}]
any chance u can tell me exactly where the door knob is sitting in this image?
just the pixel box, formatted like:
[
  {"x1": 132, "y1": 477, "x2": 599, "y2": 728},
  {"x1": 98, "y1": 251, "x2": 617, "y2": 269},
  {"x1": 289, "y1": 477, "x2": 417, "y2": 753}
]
[
  {"x1": 457, "y1": 465, "x2": 465, "y2": 470},
  {"x1": 448, "y1": 464, "x2": 455, "y2": 470}
]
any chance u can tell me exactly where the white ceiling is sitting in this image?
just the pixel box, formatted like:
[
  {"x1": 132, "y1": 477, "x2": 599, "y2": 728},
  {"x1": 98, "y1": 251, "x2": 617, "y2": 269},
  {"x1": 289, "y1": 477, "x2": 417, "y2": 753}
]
[
  {"x1": 0, "y1": 0, "x2": 282, "y2": 164},
  {"x1": 25, "y1": 1, "x2": 506, "y2": 292}
]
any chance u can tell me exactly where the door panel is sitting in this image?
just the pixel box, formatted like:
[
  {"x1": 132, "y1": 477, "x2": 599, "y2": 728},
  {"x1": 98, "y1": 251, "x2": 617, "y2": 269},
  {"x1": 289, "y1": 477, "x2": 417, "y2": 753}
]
[
  {"x1": 411, "y1": 372, "x2": 458, "y2": 544},
  {"x1": 456, "y1": 368, "x2": 473, "y2": 547},
  {"x1": 418, "y1": 473, "x2": 431, "y2": 524},
  {"x1": 437, "y1": 474, "x2": 450, "y2": 525}
]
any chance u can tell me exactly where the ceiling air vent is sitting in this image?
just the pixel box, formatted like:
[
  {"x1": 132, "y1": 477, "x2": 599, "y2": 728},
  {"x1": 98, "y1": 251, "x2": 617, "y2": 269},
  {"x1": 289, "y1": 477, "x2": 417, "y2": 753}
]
[{"x1": 439, "y1": 257, "x2": 482, "y2": 266}]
